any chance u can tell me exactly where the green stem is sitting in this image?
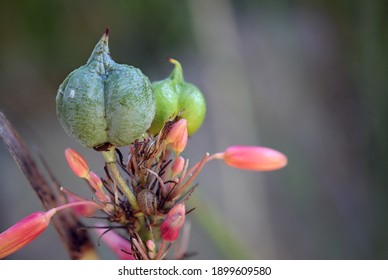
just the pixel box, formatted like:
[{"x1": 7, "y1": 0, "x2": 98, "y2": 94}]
[{"x1": 101, "y1": 147, "x2": 140, "y2": 212}]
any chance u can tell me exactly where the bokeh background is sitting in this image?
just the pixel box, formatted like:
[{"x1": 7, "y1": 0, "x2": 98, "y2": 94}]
[{"x1": 0, "y1": 0, "x2": 387, "y2": 259}]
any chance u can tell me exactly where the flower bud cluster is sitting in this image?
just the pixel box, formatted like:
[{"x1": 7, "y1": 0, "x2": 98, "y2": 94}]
[{"x1": 0, "y1": 115, "x2": 287, "y2": 260}]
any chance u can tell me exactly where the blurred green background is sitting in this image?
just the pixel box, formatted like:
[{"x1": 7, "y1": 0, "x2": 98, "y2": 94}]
[{"x1": 0, "y1": 0, "x2": 387, "y2": 259}]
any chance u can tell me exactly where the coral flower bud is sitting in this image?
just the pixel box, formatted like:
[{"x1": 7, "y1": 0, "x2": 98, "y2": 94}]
[
  {"x1": 65, "y1": 148, "x2": 90, "y2": 178},
  {"x1": 94, "y1": 225, "x2": 134, "y2": 260},
  {"x1": 0, "y1": 209, "x2": 57, "y2": 259},
  {"x1": 222, "y1": 146, "x2": 287, "y2": 171},
  {"x1": 171, "y1": 156, "x2": 185, "y2": 176},
  {"x1": 89, "y1": 171, "x2": 103, "y2": 190},
  {"x1": 160, "y1": 204, "x2": 185, "y2": 242},
  {"x1": 146, "y1": 240, "x2": 155, "y2": 252},
  {"x1": 165, "y1": 119, "x2": 188, "y2": 154},
  {"x1": 67, "y1": 196, "x2": 97, "y2": 217},
  {"x1": 88, "y1": 171, "x2": 109, "y2": 202},
  {"x1": 146, "y1": 240, "x2": 156, "y2": 259}
]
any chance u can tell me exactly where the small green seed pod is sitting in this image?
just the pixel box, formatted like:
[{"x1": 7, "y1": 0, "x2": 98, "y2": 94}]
[
  {"x1": 56, "y1": 31, "x2": 155, "y2": 148},
  {"x1": 148, "y1": 58, "x2": 206, "y2": 136}
]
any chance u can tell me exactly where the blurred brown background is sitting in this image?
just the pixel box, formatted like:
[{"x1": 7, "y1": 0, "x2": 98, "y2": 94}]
[{"x1": 0, "y1": 0, "x2": 387, "y2": 259}]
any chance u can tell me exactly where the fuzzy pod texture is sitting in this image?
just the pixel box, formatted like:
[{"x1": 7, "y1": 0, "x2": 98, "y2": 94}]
[
  {"x1": 56, "y1": 31, "x2": 155, "y2": 148},
  {"x1": 148, "y1": 58, "x2": 206, "y2": 136}
]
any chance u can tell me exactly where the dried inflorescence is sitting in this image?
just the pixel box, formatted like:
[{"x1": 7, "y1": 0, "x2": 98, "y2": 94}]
[
  {"x1": 67, "y1": 118, "x2": 287, "y2": 260},
  {"x1": 79, "y1": 116, "x2": 205, "y2": 259}
]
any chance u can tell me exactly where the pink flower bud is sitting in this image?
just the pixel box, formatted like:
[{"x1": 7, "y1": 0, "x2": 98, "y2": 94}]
[
  {"x1": 171, "y1": 156, "x2": 185, "y2": 176},
  {"x1": 89, "y1": 171, "x2": 103, "y2": 190},
  {"x1": 67, "y1": 196, "x2": 97, "y2": 217},
  {"x1": 222, "y1": 145, "x2": 287, "y2": 171},
  {"x1": 88, "y1": 171, "x2": 109, "y2": 202},
  {"x1": 65, "y1": 148, "x2": 89, "y2": 178},
  {"x1": 94, "y1": 225, "x2": 134, "y2": 260},
  {"x1": 160, "y1": 204, "x2": 185, "y2": 242},
  {"x1": 165, "y1": 119, "x2": 188, "y2": 154},
  {"x1": 146, "y1": 240, "x2": 155, "y2": 252},
  {"x1": 0, "y1": 209, "x2": 57, "y2": 259}
]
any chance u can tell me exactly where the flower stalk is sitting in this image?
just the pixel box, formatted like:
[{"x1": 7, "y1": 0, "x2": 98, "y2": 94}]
[{"x1": 101, "y1": 146, "x2": 140, "y2": 212}]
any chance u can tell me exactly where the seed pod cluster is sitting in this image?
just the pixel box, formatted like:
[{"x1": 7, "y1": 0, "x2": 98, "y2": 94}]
[
  {"x1": 56, "y1": 30, "x2": 155, "y2": 148},
  {"x1": 56, "y1": 32, "x2": 206, "y2": 149}
]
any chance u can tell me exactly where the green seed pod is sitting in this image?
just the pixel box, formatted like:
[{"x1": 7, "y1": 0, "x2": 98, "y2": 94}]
[
  {"x1": 56, "y1": 31, "x2": 155, "y2": 148},
  {"x1": 148, "y1": 58, "x2": 206, "y2": 136}
]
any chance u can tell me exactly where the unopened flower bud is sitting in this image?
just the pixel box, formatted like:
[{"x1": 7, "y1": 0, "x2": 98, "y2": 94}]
[
  {"x1": 65, "y1": 148, "x2": 89, "y2": 178},
  {"x1": 94, "y1": 225, "x2": 134, "y2": 260},
  {"x1": 165, "y1": 119, "x2": 188, "y2": 154},
  {"x1": 0, "y1": 209, "x2": 57, "y2": 259},
  {"x1": 0, "y1": 201, "x2": 99, "y2": 259},
  {"x1": 222, "y1": 146, "x2": 287, "y2": 171},
  {"x1": 88, "y1": 171, "x2": 109, "y2": 202},
  {"x1": 146, "y1": 240, "x2": 156, "y2": 259},
  {"x1": 88, "y1": 171, "x2": 103, "y2": 189},
  {"x1": 171, "y1": 156, "x2": 185, "y2": 176},
  {"x1": 146, "y1": 240, "x2": 155, "y2": 252},
  {"x1": 67, "y1": 196, "x2": 97, "y2": 217},
  {"x1": 160, "y1": 204, "x2": 185, "y2": 242}
]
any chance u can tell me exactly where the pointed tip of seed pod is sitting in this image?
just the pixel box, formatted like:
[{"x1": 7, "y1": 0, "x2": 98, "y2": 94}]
[
  {"x1": 101, "y1": 28, "x2": 109, "y2": 44},
  {"x1": 167, "y1": 58, "x2": 183, "y2": 82},
  {"x1": 86, "y1": 30, "x2": 112, "y2": 72},
  {"x1": 167, "y1": 57, "x2": 179, "y2": 66}
]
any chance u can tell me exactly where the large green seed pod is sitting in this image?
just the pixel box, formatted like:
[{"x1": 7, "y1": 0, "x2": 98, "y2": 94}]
[
  {"x1": 148, "y1": 58, "x2": 206, "y2": 136},
  {"x1": 56, "y1": 31, "x2": 155, "y2": 148}
]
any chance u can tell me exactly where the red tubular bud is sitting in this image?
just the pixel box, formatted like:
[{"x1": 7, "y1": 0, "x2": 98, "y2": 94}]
[
  {"x1": 88, "y1": 171, "x2": 103, "y2": 190},
  {"x1": 88, "y1": 171, "x2": 109, "y2": 202},
  {"x1": 146, "y1": 240, "x2": 155, "y2": 252},
  {"x1": 223, "y1": 146, "x2": 288, "y2": 171},
  {"x1": 65, "y1": 148, "x2": 90, "y2": 178},
  {"x1": 67, "y1": 196, "x2": 97, "y2": 217},
  {"x1": 94, "y1": 225, "x2": 134, "y2": 260},
  {"x1": 171, "y1": 156, "x2": 185, "y2": 176},
  {"x1": 165, "y1": 119, "x2": 188, "y2": 154},
  {"x1": 160, "y1": 204, "x2": 185, "y2": 242},
  {"x1": 0, "y1": 209, "x2": 57, "y2": 259}
]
